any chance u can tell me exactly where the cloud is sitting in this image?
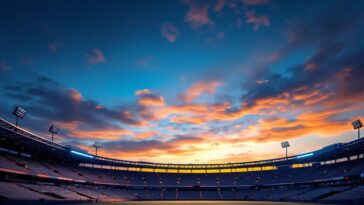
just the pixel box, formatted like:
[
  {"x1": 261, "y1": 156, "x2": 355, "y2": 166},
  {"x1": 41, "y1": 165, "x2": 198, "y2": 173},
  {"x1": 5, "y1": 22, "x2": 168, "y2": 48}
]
[
  {"x1": 86, "y1": 48, "x2": 106, "y2": 64},
  {"x1": 228, "y1": 4, "x2": 364, "y2": 144},
  {"x1": 2, "y1": 70, "x2": 363, "y2": 163},
  {"x1": 256, "y1": 79, "x2": 268, "y2": 84},
  {"x1": 265, "y1": 2, "x2": 364, "y2": 65},
  {"x1": 3, "y1": 76, "x2": 141, "y2": 132},
  {"x1": 250, "y1": 107, "x2": 361, "y2": 143},
  {"x1": 144, "y1": 101, "x2": 238, "y2": 126},
  {"x1": 184, "y1": 0, "x2": 214, "y2": 28},
  {"x1": 68, "y1": 88, "x2": 83, "y2": 102},
  {"x1": 55, "y1": 121, "x2": 132, "y2": 140},
  {"x1": 170, "y1": 115, "x2": 207, "y2": 125},
  {"x1": 97, "y1": 135, "x2": 206, "y2": 161},
  {"x1": 161, "y1": 23, "x2": 179, "y2": 43},
  {"x1": 159, "y1": 64, "x2": 362, "y2": 128},
  {"x1": 243, "y1": 2, "x2": 364, "y2": 105},
  {"x1": 134, "y1": 131, "x2": 160, "y2": 140},
  {"x1": 181, "y1": 80, "x2": 222, "y2": 103},
  {"x1": 135, "y1": 81, "x2": 338, "y2": 127},
  {"x1": 136, "y1": 89, "x2": 165, "y2": 106},
  {"x1": 244, "y1": 42, "x2": 364, "y2": 108},
  {"x1": 245, "y1": 10, "x2": 270, "y2": 31},
  {"x1": 86, "y1": 133, "x2": 204, "y2": 160},
  {"x1": 135, "y1": 89, "x2": 152, "y2": 96}
]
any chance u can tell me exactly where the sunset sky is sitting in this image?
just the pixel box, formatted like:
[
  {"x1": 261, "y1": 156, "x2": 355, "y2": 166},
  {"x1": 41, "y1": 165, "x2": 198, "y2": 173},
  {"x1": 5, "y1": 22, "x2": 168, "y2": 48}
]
[{"x1": 1, "y1": 0, "x2": 364, "y2": 164}]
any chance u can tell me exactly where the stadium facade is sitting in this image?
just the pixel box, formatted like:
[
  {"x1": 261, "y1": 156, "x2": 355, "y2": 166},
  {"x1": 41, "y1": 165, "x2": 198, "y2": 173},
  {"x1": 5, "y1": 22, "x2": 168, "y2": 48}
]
[{"x1": 0, "y1": 116, "x2": 364, "y2": 203}]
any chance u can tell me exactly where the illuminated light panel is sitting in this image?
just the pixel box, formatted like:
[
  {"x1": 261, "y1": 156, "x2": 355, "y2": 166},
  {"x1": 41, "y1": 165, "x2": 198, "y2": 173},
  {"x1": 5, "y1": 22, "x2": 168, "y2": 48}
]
[
  {"x1": 352, "y1": 119, "x2": 363, "y2": 129},
  {"x1": 296, "y1": 152, "x2": 314, "y2": 159},
  {"x1": 13, "y1": 106, "x2": 26, "y2": 119},
  {"x1": 71, "y1": 150, "x2": 94, "y2": 158}
]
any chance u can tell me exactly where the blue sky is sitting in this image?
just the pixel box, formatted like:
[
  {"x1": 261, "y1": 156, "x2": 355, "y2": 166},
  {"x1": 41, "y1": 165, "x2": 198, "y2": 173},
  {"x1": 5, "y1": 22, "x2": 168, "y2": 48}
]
[{"x1": 1, "y1": 0, "x2": 364, "y2": 163}]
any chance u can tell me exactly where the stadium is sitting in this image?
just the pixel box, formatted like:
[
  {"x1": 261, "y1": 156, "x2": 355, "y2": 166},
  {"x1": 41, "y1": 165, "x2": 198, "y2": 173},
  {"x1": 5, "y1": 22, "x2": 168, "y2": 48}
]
[
  {"x1": 2, "y1": 0, "x2": 364, "y2": 204},
  {"x1": 0, "y1": 111, "x2": 363, "y2": 204}
]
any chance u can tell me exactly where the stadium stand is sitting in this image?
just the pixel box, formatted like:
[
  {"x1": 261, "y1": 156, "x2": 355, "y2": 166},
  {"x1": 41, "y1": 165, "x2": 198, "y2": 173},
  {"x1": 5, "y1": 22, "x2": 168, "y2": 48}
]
[
  {"x1": 321, "y1": 185, "x2": 364, "y2": 202},
  {"x1": 0, "y1": 117, "x2": 364, "y2": 203},
  {"x1": 0, "y1": 182, "x2": 54, "y2": 200}
]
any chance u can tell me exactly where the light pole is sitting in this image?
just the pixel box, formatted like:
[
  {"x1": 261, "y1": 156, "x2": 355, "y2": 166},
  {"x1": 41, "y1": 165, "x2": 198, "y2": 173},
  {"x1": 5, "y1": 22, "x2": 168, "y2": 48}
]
[
  {"x1": 12, "y1": 106, "x2": 26, "y2": 127},
  {"x1": 352, "y1": 119, "x2": 363, "y2": 140},
  {"x1": 92, "y1": 142, "x2": 101, "y2": 168},
  {"x1": 281, "y1": 141, "x2": 290, "y2": 159},
  {"x1": 49, "y1": 125, "x2": 60, "y2": 142},
  {"x1": 93, "y1": 142, "x2": 101, "y2": 157}
]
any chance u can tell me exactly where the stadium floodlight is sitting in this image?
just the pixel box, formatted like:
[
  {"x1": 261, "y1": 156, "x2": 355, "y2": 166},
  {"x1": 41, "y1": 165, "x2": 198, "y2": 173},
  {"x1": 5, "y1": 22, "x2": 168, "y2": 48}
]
[
  {"x1": 93, "y1": 141, "x2": 101, "y2": 157},
  {"x1": 49, "y1": 125, "x2": 60, "y2": 142},
  {"x1": 281, "y1": 141, "x2": 290, "y2": 159},
  {"x1": 12, "y1": 106, "x2": 26, "y2": 126},
  {"x1": 352, "y1": 119, "x2": 363, "y2": 140}
]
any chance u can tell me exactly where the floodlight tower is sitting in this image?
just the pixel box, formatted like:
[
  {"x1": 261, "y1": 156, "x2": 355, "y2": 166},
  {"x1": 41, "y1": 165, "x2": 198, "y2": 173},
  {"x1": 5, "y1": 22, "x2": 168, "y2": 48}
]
[
  {"x1": 12, "y1": 106, "x2": 26, "y2": 127},
  {"x1": 93, "y1": 142, "x2": 101, "y2": 157},
  {"x1": 49, "y1": 125, "x2": 60, "y2": 142},
  {"x1": 281, "y1": 141, "x2": 290, "y2": 159},
  {"x1": 352, "y1": 119, "x2": 363, "y2": 140}
]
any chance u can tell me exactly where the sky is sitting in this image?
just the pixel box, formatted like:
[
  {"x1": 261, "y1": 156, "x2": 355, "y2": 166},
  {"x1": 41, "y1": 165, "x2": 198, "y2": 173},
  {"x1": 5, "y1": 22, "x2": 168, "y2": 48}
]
[{"x1": 1, "y1": 0, "x2": 364, "y2": 164}]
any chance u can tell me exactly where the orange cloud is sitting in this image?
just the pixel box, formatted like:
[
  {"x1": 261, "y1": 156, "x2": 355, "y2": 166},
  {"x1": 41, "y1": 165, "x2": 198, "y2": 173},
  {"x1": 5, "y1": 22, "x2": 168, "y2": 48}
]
[
  {"x1": 146, "y1": 102, "x2": 229, "y2": 124},
  {"x1": 136, "y1": 89, "x2": 165, "y2": 106},
  {"x1": 135, "y1": 131, "x2": 159, "y2": 140},
  {"x1": 181, "y1": 80, "x2": 222, "y2": 102},
  {"x1": 170, "y1": 115, "x2": 207, "y2": 124},
  {"x1": 135, "y1": 89, "x2": 151, "y2": 96},
  {"x1": 72, "y1": 128, "x2": 131, "y2": 140},
  {"x1": 40, "y1": 71, "x2": 364, "y2": 163},
  {"x1": 55, "y1": 121, "x2": 131, "y2": 140},
  {"x1": 249, "y1": 107, "x2": 361, "y2": 143},
  {"x1": 91, "y1": 135, "x2": 207, "y2": 162},
  {"x1": 138, "y1": 81, "x2": 348, "y2": 129},
  {"x1": 138, "y1": 96, "x2": 165, "y2": 106},
  {"x1": 68, "y1": 88, "x2": 83, "y2": 102}
]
